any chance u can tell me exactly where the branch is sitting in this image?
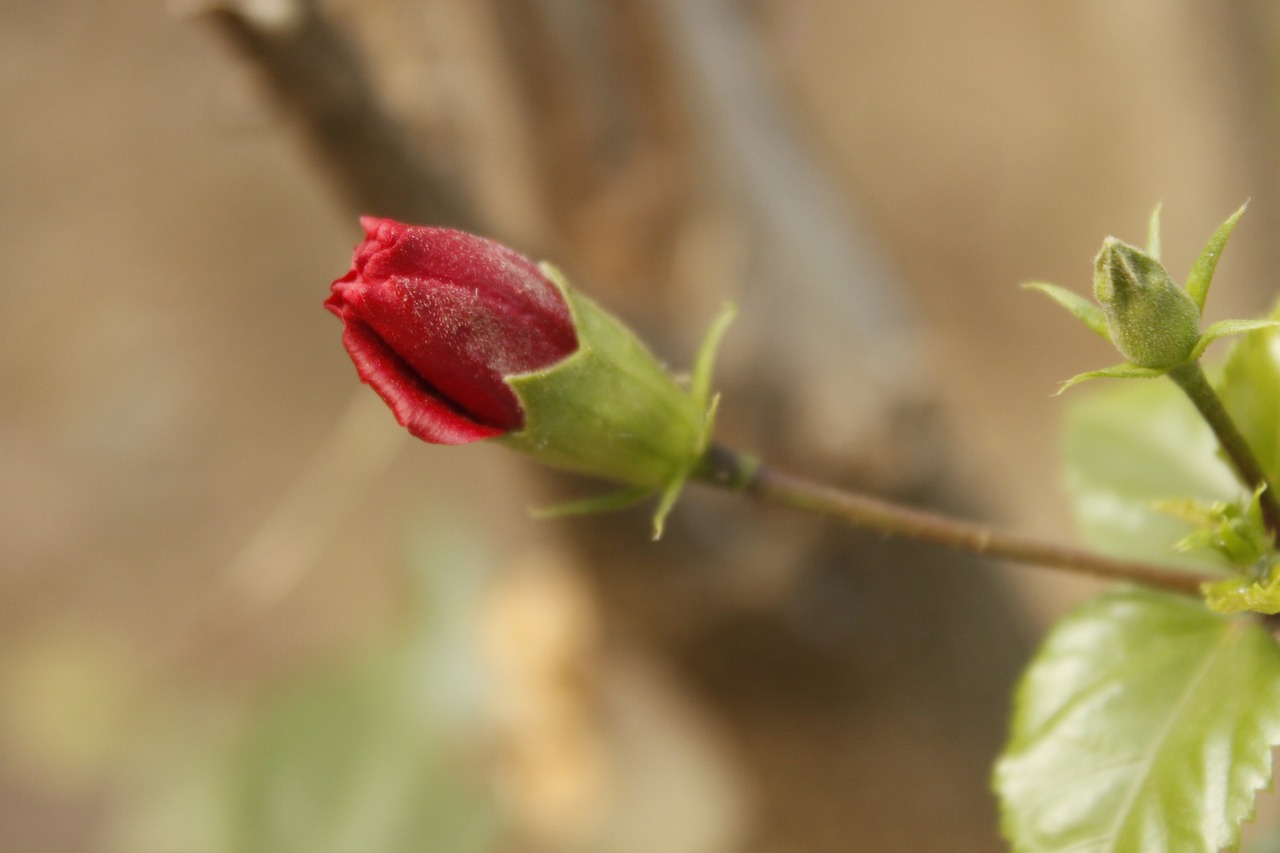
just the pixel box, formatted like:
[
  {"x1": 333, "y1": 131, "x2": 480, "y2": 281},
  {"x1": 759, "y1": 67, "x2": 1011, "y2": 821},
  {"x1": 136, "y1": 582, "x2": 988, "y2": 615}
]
[
  {"x1": 195, "y1": 0, "x2": 480, "y2": 228},
  {"x1": 696, "y1": 445, "x2": 1220, "y2": 596}
]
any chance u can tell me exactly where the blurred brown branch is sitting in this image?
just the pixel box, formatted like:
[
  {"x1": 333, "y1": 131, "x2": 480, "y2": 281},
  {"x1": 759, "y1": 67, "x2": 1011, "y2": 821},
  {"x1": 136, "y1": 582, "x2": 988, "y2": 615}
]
[{"x1": 200, "y1": 0, "x2": 480, "y2": 228}]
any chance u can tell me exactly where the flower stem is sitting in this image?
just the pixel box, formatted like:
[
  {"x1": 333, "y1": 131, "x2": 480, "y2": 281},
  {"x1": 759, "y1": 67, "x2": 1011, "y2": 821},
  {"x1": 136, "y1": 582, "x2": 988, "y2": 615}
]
[
  {"x1": 694, "y1": 445, "x2": 1217, "y2": 596},
  {"x1": 1167, "y1": 361, "x2": 1280, "y2": 543}
]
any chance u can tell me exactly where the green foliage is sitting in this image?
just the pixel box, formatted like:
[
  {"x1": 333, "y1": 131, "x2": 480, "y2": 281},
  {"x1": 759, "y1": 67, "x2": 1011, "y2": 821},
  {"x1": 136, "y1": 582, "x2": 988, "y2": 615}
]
[
  {"x1": 995, "y1": 587, "x2": 1280, "y2": 853},
  {"x1": 115, "y1": 528, "x2": 501, "y2": 853},
  {"x1": 1065, "y1": 379, "x2": 1238, "y2": 567},
  {"x1": 1202, "y1": 570, "x2": 1280, "y2": 615},
  {"x1": 1156, "y1": 489, "x2": 1271, "y2": 568},
  {"x1": 223, "y1": 533, "x2": 500, "y2": 853},
  {"x1": 1029, "y1": 204, "x2": 1266, "y2": 389},
  {"x1": 1219, "y1": 308, "x2": 1280, "y2": 484},
  {"x1": 1004, "y1": 248, "x2": 1280, "y2": 851}
]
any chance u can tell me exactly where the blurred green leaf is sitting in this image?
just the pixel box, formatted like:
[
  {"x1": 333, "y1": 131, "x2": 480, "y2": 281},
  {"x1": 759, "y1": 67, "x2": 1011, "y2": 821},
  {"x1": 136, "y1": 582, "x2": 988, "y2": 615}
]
[
  {"x1": 995, "y1": 586, "x2": 1280, "y2": 853},
  {"x1": 118, "y1": 525, "x2": 502, "y2": 853},
  {"x1": 1065, "y1": 378, "x2": 1238, "y2": 567},
  {"x1": 225, "y1": 530, "x2": 499, "y2": 853},
  {"x1": 1219, "y1": 313, "x2": 1280, "y2": 485}
]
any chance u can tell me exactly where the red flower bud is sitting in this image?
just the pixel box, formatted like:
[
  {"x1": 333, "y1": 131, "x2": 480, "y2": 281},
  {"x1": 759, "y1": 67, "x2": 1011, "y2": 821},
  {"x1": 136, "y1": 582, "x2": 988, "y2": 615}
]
[{"x1": 325, "y1": 218, "x2": 579, "y2": 444}]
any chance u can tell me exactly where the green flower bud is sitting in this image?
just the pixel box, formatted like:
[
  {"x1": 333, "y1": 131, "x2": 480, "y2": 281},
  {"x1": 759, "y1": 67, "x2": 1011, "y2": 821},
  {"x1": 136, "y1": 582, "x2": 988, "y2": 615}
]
[{"x1": 1093, "y1": 237, "x2": 1201, "y2": 369}]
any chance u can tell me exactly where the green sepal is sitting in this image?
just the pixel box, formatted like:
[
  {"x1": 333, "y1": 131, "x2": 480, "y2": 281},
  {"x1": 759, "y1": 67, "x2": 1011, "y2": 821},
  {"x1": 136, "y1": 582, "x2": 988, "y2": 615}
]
[
  {"x1": 502, "y1": 264, "x2": 705, "y2": 490},
  {"x1": 503, "y1": 266, "x2": 733, "y2": 537},
  {"x1": 1188, "y1": 318, "x2": 1280, "y2": 362},
  {"x1": 651, "y1": 306, "x2": 735, "y2": 540},
  {"x1": 650, "y1": 476, "x2": 685, "y2": 541},
  {"x1": 1146, "y1": 201, "x2": 1163, "y2": 261},
  {"x1": 1023, "y1": 282, "x2": 1111, "y2": 341},
  {"x1": 530, "y1": 486, "x2": 657, "y2": 520},
  {"x1": 1186, "y1": 202, "x2": 1247, "y2": 312},
  {"x1": 691, "y1": 303, "x2": 736, "y2": 410},
  {"x1": 1056, "y1": 362, "x2": 1165, "y2": 395},
  {"x1": 1203, "y1": 569, "x2": 1280, "y2": 615}
]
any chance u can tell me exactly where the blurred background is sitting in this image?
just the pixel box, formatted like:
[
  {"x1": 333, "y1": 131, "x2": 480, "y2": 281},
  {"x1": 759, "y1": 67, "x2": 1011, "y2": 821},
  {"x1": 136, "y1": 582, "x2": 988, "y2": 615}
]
[{"x1": 4, "y1": 1, "x2": 1280, "y2": 850}]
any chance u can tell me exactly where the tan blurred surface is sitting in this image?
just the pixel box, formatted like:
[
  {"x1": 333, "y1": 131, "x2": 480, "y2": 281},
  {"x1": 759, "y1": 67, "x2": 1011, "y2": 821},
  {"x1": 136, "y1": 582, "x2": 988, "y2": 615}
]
[{"x1": 4, "y1": 1, "x2": 1280, "y2": 851}]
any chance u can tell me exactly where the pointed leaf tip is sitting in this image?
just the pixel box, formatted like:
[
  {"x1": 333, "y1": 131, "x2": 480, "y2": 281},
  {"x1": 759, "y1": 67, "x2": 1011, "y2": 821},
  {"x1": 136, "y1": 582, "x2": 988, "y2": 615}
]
[
  {"x1": 1055, "y1": 362, "x2": 1164, "y2": 395},
  {"x1": 650, "y1": 476, "x2": 688, "y2": 540},
  {"x1": 1187, "y1": 202, "x2": 1248, "y2": 311},
  {"x1": 1146, "y1": 201, "x2": 1163, "y2": 260}
]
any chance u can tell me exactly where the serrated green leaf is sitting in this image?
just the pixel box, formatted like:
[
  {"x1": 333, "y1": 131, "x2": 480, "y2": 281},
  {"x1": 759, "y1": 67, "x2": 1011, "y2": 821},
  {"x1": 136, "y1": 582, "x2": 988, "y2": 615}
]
[
  {"x1": 995, "y1": 586, "x2": 1280, "y2": 853},
  {"x1": 1186, "y1": 203, "x2": 1247, "y2": 311},
  {"x1": 1203, "y1": 572, "x2": 1280, "y2": 615},
  {"x1": 1025, "y1": 282, "x2": 1112, "y2": 341},
  {"x1": 1218, "y1": 315, "x2": 1280, "y2": 484},
  {"x1": 1056, "y1": 363, "x2": 1165, "y2": 395},
  {"x1": 1066, "y1": 379, "x2": 1239, "y2": 566}
]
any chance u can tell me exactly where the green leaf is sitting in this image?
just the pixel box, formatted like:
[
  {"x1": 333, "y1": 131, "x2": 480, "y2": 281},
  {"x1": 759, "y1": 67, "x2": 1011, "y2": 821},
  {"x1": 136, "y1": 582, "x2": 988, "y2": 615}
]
[
  {"x1": 1066, "y1": 379, "x2": 1239, "y2": 566},
  {"x1": 1188, "y1": 319, "x2": 1280, "y2": 363},
  {"x1": 1056, "y1": 363, "x2": 1165, "y2": 395},
  {"x1": 1024, "y1": 282, "x2": 1112, "y2": 341},
  {"x1": 1146, "y1": 202, "x2": 1163, "y2": 261},
  {"x1": 1155, "y1": 488, "x2": 1271, "y2": 568},
  {"x1": 995, "y1": 586, "x2": 1280, "y2": 853},
  {"x1": 1218, "y1": 314, "x2": 1280, "y2": 483},
  {"x1": 1203, "y1": 571, "x2": 1280, "y2": 615},
  {"x1": 1186, "y1": 202, "x2": 1247, "y2": 311}
]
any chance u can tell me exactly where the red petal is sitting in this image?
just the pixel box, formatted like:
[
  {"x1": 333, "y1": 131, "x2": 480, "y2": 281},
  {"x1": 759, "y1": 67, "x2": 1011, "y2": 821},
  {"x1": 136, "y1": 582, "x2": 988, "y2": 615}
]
[{"x1": 339, "y1": 321, "x2": 503, "y2": 445}]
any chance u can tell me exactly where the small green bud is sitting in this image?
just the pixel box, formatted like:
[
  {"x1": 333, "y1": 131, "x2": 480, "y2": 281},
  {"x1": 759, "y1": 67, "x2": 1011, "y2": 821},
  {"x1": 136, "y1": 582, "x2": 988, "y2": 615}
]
[{"x1": 1093, "y1": 237, "x2": 1201, "y2": 369}]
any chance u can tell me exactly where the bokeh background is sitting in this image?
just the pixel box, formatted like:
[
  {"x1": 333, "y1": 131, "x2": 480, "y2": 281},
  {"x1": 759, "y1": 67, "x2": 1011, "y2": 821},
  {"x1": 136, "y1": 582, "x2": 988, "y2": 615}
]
[{"x1": 5, "y1": 1, "x2": 1280, "y2": 851}]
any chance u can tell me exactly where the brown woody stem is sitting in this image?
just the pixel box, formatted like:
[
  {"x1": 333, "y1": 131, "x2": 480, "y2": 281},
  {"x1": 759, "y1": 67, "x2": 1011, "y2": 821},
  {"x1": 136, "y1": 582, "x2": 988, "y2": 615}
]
[{"x1": 694, "y1": 445, "x2": 1218, "y2": 596}]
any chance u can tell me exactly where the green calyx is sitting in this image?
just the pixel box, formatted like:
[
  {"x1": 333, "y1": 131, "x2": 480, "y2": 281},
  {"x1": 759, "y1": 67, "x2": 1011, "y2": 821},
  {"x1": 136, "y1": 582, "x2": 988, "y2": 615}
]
[
  {"x1": 1027, "y1": 202, "x2": 1278, "y2": 392},
  {"x1": 500, "y1": 264, "x2": 731, "y2": 539}
]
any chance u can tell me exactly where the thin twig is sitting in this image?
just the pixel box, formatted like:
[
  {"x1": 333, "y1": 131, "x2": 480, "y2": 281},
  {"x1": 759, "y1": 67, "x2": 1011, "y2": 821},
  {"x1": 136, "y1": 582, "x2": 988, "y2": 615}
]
[
  {"x1": 198, "y1": 0, "x2": 480, "y2": 228},
  {"x1": 695, "y1": 444, "x2": 1219, "y2": 596}
]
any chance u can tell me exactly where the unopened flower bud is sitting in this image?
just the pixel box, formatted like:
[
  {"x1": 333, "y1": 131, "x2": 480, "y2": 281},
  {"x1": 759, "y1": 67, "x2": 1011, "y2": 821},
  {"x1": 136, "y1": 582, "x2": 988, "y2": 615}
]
[
  {"x1": 326, "y1": 218, "x2": 711, "y2": 492},
  {"x1": 1093, "y1": 238, "x2": 1201, "y2": 369}
]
